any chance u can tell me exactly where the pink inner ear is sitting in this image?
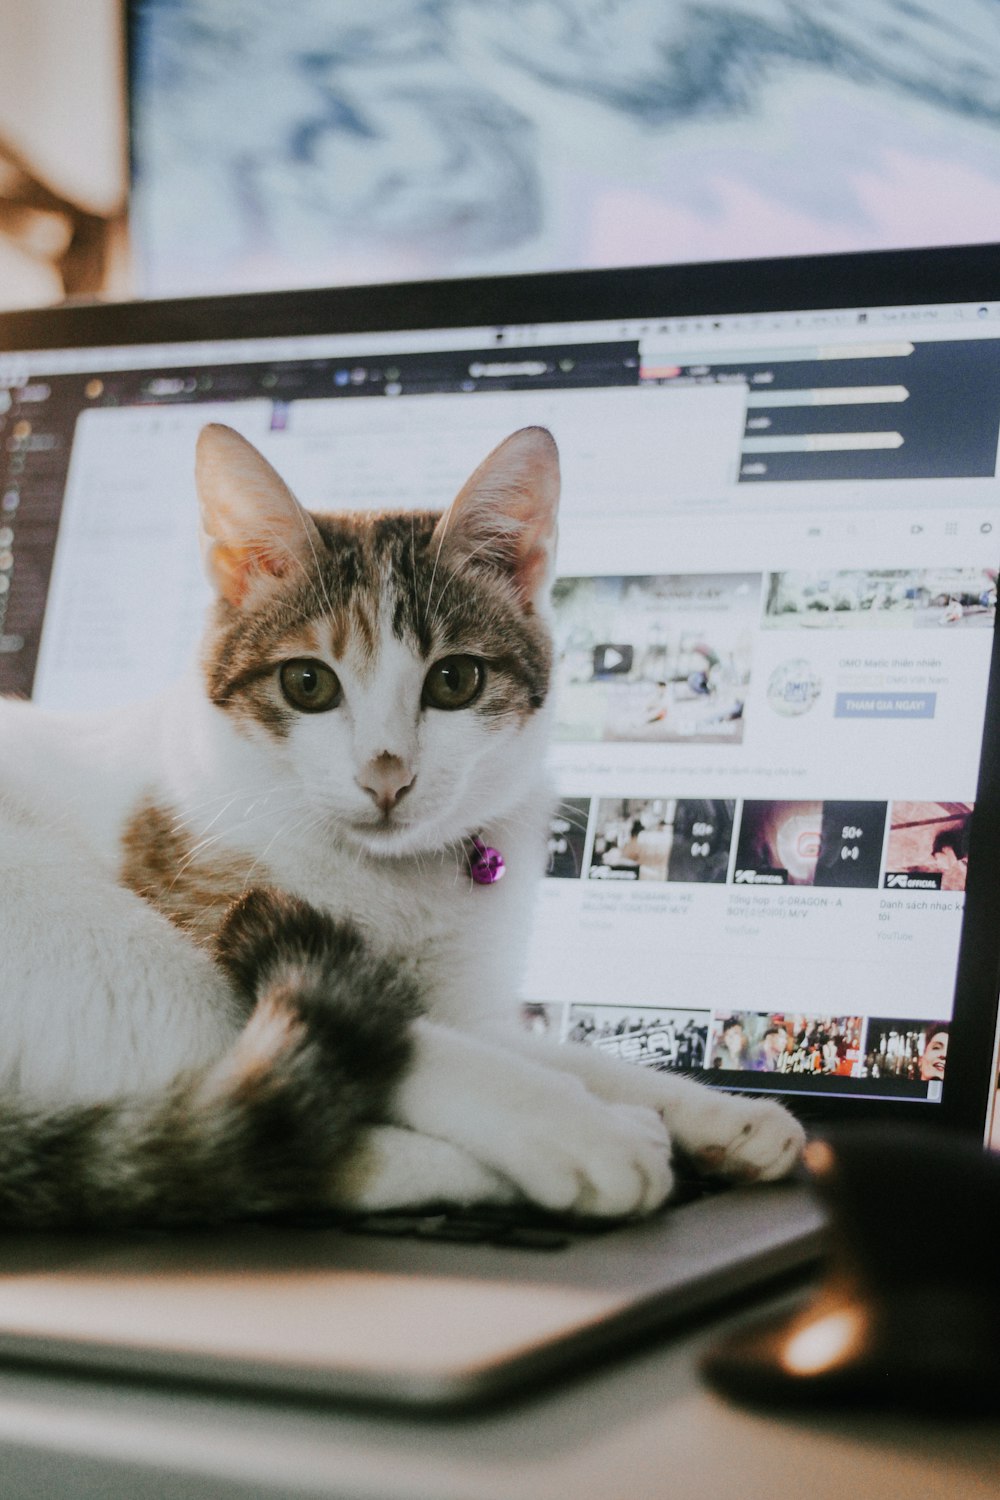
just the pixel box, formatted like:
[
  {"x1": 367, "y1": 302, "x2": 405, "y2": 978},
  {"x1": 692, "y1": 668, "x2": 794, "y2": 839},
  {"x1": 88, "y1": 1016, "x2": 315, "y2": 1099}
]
[
  {"x1": 197, "y1": 423, "x2": 325, "y2": 609},
  {"x1": 211, "y1": 542, "x2": 292, "y2": 607},
  {"x1": 434, "y1": 431, "x2": 559, "y2": 607},
  {"x1": 514, "y1": 542, "x2": 551, "y2": 606},
  {"x1": 257, "y1": 548, "x2": 293, "y2": 579},
  {"x1": 434, "y1": 503, "x2": 551, "y2": 609}
]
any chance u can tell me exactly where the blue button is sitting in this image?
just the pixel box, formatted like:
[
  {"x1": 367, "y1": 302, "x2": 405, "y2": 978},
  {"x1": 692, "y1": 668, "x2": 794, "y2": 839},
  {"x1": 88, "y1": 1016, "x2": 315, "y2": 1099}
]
[{"x1": 834, "y1": 692, "x2": 936, "y2": 719}]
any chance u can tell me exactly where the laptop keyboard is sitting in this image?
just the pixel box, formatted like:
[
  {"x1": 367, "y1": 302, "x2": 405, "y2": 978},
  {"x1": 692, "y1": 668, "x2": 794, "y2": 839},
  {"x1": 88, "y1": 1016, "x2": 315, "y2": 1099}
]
[
  {"x1": 342, "y1": 1212, "x2": 578, "y2": 1251},
  {"x1": 268, "y1": 1170, "x2": 732, "y2": 1252}
]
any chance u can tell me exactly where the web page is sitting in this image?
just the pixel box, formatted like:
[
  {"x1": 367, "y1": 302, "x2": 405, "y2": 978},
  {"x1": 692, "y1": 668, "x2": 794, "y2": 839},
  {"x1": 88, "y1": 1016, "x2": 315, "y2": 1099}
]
[
  {"x1": 4, "y1": 304, "x2": 999, "y2": 1105},
  {"x1": 527, "y1": 319, "x2": 1000, "y2": 1102}
]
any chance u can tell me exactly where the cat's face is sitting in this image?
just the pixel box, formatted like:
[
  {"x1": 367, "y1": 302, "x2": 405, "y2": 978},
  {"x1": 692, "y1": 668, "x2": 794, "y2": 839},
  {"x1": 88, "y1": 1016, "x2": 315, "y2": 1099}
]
[{"x1": 195, "y1": 424, "x2": 559, "y2": 856}]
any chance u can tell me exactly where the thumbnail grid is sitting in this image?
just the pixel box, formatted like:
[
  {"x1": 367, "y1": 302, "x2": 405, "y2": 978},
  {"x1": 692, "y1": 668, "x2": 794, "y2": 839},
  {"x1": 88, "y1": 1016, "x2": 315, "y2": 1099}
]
[
  {"x1": 550, "y1": 566, "x2": 996, "y2": 746},
  {"x1": 546, "y1": 798, "x2": 972, "y2": 892},
  {"x1": 523, "y1": 1001, "x2": 950, "y2": 1091}
]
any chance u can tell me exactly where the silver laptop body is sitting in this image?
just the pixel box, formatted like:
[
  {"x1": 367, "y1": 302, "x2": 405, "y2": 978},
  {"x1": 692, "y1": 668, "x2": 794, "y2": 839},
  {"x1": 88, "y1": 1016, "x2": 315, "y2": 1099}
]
[{"x1": 0, "y1": 243, "x2": 998, "y2": 1408}]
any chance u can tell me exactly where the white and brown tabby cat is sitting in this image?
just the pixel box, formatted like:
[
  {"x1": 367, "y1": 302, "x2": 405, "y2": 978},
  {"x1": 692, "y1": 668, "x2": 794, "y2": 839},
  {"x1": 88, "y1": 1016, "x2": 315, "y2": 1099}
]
[{"x1": 0, "y1": 423, "x2": 804, "y2": 1227}]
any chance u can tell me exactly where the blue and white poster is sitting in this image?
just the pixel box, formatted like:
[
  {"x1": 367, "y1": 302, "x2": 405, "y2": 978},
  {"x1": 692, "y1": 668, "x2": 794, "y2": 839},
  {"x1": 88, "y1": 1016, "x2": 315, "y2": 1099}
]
[{"x1": 129, "y1": 0, "x2": 1000, "y2": 296}]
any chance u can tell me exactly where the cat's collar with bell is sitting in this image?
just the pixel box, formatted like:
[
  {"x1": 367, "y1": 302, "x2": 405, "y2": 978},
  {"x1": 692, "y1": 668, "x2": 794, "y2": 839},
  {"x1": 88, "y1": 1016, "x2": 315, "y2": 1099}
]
[{"x1": 468, "y1": 836, "x2": 505, "y2": 885}]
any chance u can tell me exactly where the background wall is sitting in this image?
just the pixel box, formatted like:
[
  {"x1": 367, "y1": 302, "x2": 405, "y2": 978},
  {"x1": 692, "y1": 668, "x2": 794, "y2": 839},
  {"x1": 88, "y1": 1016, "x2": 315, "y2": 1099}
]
[
  {"x1": 129, "y1": 0, "x2": 1000, "y2": 297},
  {"x1": 3, "y1": 0, "x2": 1000, "y2": 310}
]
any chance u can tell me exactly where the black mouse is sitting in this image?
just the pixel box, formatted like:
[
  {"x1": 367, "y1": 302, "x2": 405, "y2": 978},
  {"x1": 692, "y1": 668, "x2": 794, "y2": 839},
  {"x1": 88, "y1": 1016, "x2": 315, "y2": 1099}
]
[{"x1": 701, "y1": 1124, "x2": 1000, "y2": 1415}]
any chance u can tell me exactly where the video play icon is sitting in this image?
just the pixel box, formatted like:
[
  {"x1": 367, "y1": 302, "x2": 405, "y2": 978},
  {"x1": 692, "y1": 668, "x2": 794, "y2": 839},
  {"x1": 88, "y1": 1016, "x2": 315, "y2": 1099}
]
[{"x1": 593, "y1": 643, "x2": 633, "y2": 677}]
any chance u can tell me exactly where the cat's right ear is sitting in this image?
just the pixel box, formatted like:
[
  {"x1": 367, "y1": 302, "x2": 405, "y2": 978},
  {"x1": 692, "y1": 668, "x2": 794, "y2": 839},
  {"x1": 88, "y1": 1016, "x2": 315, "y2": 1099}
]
[
  {"x1": 431, "y1": 426, "x2": 560, "y2": 609},
  {"x1": 195, "y1": 424, "x2": 323, "y2": 609}
]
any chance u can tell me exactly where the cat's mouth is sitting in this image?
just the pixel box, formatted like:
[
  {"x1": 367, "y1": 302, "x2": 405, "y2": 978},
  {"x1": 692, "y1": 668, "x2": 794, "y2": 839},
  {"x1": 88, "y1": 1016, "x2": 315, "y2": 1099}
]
[
  {"x1": 340, "y1": 804, "x2": 462, "y2": 860},
  {"x1": 342, "y1": 811, "x2": 420, "y2": 853},
  {"x1": 356, "y1": 817, "x2": 407, "y2": 838}
]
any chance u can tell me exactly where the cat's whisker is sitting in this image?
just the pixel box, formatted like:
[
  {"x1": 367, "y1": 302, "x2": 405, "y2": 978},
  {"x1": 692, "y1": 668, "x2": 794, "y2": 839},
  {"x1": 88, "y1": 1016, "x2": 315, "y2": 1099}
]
[
  {"x1": 553, "y1": 799, "x2": 590, "y2": 834},
  {"x1": 287, "y1": 511, "x2": 340, "y2": 627},
  {"x1": 166, "y1": 791, "x2": 314, "y2": 896},
  {"x1": 409, "y1": 512, "x2": 422, "y2": 639},
  {"x1": 183, "y1": 793, "x2": 242, "y2": 840},
  {"x1": 167, "y1": 780, "x2": 291, "y2": 829},
  {"x1": 424, "y1": 506, "x2": 452, "y2": 629},
  {"x1": 265, "y1": 515, "x2": 340, "y2": 633},
  {"x1": 445, "y1": 838, "x2": 470, "y2": 890},
  {"x1": 170, "y1": 786, "x2": 301, "y2": 846},
  {"x1": 240, "y1": 806, "x2": 319, "y2": 888},
  {"x1": 428, "y1": 534, "x2": 508, "y2": 627},
  {"x1": 170, "y1": 831, "x2": 227, "y2": 881}
]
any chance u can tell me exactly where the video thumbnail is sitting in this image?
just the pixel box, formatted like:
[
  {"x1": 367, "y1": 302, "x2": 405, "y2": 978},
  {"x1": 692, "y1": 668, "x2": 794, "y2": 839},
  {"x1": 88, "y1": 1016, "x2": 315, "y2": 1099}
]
[
  {"x1": 862, "y1": 1018, "x2": 950, "y2": 1084},
  {"x1": 589, "y1": 796, "x2": 735, "y2": 883},
  {"x1": 733, "y1": 799, "x2": 887, "y2": 888},
  {"x1": 521, "y1": 1002, "x2": 560, "y2": 1036},
  {"x1": 708, "y1": 1011, "x2": 864, "y2": 1076},
  {"x1": 552, "y1": 572, "x2": 759, "y2": 743},
  {"x1": 883, "y1": 801, "x2": 972, "y2": 892},
  {"x1": 545, "y1": 797, "x2": 592, "y2": 879},
  {"x1": 567, "y1": 1004, "x2": 709, "y2": 1071},
  {"x1": 763, "y1": 567, "x2": 997, "y2": 630}
]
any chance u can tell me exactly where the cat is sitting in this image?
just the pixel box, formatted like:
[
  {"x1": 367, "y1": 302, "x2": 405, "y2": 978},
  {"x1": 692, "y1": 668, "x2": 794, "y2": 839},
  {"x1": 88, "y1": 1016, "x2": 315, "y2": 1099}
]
[{"x1": 0, "y1": 422, "x2": 804, "y2": 1227}]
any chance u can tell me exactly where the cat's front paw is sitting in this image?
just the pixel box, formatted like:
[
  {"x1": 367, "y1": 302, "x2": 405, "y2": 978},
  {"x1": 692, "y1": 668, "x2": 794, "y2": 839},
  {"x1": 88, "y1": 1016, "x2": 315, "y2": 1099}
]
[
  {"x1": 502, "y1": 1095, "x2": 674, "y2": 1218},
  {"x1": 673, "y1": 1095, "x2": 805, "y2": 1183}
]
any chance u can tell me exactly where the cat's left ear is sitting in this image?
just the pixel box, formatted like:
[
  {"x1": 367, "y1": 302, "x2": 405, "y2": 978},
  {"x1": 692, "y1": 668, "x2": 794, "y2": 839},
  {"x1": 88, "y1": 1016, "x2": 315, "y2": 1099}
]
[
  {"x1": 431, "y1": 427, "x2": 560, "y2": 609},
  {"x1": 195, "y1": 423, "x2": 324, "y2": 609}
]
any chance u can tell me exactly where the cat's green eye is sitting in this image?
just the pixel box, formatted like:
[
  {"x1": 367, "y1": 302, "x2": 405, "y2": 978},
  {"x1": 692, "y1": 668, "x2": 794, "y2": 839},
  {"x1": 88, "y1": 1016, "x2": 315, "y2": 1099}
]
[
  {"x1": 278, "y1": 658, "x2": 342, "y2": 714},
  {"x1": 422, "y1": 654, "x2": 485, "y2": 711}
]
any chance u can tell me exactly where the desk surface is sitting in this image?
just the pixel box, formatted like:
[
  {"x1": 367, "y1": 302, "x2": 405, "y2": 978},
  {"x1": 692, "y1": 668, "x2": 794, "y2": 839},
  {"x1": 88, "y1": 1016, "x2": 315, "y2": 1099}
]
[{"x1": 0, "y1": 1287, "x2": 997, "y2": 1500}]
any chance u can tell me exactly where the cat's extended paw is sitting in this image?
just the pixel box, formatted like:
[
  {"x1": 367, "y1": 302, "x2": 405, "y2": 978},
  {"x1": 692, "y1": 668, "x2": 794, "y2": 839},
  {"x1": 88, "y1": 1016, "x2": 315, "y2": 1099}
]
[
  {"x1": 673, "y1": 1095, "x2": 805, "y2": 1184},
  {"x1": 498, "y1": 1095, "x2": 674, "y2": 1218}
]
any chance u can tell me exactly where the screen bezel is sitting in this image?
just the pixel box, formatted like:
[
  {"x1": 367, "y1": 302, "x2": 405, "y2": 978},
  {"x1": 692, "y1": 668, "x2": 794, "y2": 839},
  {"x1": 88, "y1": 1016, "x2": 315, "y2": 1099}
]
[{"x1": 3, "y1": 241, "x2": 999, "y2": 1137}]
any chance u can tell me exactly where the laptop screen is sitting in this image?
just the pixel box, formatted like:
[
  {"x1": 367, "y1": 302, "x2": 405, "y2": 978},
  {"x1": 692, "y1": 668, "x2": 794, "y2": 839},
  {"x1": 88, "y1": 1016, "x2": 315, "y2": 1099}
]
[{"x1": 2, "y1": 248, "x2": 999, "y2": 1131}]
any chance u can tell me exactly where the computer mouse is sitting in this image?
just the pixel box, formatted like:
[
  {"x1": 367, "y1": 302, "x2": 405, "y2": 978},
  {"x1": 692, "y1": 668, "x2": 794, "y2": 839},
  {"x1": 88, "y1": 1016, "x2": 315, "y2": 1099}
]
[{"x1": 701, "y1": 1124, "x2": 1000, "y2": 1415}]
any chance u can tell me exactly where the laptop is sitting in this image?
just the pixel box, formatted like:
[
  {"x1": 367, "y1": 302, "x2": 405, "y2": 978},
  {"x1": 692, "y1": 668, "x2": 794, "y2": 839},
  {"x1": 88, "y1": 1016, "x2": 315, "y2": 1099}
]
[{"x1": 0, "y1": 243, "x2": 998, "y2": 1410}]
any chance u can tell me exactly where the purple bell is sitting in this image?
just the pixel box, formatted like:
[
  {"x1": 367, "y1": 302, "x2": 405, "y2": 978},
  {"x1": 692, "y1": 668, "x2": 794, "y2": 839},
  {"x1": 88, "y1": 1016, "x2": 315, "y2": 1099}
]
[{"x1": 469, "y1": 836, "x2": 505, "y2": 885}]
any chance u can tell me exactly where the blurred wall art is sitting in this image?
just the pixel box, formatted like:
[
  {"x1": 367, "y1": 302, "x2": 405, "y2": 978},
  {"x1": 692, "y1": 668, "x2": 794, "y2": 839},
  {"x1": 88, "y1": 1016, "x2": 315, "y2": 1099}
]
[{"x1": 128, "y1": 0, "x2": 1000, "y2": 297}]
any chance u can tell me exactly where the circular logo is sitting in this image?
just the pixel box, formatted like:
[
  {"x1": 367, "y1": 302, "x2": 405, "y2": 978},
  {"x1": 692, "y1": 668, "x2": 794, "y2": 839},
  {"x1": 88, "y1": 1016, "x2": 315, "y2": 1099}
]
[{"x1": 767, "y1": 659, "x2": 822, "y2": 716}]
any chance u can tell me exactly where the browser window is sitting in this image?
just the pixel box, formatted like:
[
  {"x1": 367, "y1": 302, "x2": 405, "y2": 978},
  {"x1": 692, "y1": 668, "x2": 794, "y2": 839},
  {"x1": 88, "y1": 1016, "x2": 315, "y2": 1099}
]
[{"x1": 2, "y1": 294, "x2": 998, "y2": 1110}]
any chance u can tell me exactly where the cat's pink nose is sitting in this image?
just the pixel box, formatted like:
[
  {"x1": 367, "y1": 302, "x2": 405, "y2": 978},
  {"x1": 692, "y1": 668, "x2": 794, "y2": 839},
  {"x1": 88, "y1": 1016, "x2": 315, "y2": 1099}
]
[{"x1": 359, "y1": 753, "x2": 415, "y2": 814}]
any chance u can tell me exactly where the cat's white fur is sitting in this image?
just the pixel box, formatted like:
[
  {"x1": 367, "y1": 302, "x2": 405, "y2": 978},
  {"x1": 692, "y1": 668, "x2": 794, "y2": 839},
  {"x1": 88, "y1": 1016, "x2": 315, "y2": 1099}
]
[{"x1": 0, "y1": 424, "x2": 804, "y2": 1217}]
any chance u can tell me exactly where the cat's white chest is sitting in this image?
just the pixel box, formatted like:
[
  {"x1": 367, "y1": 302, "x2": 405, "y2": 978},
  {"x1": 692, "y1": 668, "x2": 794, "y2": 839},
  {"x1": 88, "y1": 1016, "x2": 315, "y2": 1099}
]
[{"x1": 264, "y1": 825, "x2": 541, "y2": 1029}]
